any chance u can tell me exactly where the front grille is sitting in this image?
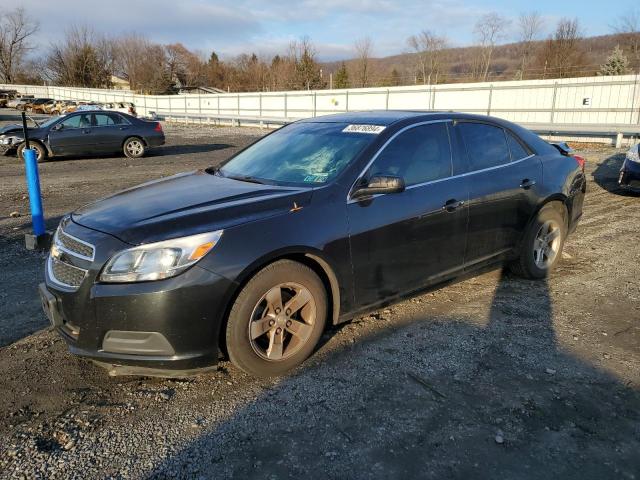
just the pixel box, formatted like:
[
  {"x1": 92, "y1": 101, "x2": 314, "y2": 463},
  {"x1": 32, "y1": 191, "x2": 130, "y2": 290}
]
[
  {"x1": 49, "y1": 256, "x2": 87, "y2": 288},
  {"x1": 56, "y1": 229, "x2": 95, "y2": 260}
]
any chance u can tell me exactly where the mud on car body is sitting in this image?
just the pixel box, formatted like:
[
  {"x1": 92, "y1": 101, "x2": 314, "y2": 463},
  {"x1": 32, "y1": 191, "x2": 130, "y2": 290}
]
[{"x1": 39, "y1": 111, "x2": 587, "y2": 378}]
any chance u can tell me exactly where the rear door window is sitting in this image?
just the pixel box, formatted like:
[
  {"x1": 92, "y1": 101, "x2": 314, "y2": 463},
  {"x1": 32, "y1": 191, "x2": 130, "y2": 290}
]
[
  {"x1": 458, "y1": 122, "x2": 510, "y2": 171},
  {"x1": 369, "y1": 122, "x2": 453, "y2": 186},
  {"x1": 93, "y1": 114, "x2": 116, "y2": 126},
  {"x1": 506, "y1": 131, "x2": 531, "y2": 161}
]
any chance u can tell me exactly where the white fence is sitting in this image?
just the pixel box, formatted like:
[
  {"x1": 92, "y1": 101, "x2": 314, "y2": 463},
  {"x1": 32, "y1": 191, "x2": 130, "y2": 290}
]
[{"x1": 3, "y1": 74, "x2": 640, "y2": 143}]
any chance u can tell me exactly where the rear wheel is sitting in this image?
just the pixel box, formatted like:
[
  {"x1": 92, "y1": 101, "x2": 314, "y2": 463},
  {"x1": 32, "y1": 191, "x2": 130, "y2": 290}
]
[
  {"x1": 510, "y1": 203, "x2": 567, "y2": 279},
  {"x1": 123, "y1": 137, "x2": 145, "y2": 158},
  {"x1": 226, "y1": 260, "x2": 327, "y2": 377},
  {"x1": 17, "y1": 142, "x2": 47, "y2": 163}
]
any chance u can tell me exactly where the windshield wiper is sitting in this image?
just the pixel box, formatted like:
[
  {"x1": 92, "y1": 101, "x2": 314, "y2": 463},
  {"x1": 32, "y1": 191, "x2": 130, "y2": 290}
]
[{"x1": 226, "y1": 174, "x2": 266, "y2": 185}]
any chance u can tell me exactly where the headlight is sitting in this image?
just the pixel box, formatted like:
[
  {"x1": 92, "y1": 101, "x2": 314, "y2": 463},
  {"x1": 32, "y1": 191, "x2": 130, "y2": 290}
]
[
  {"x1": 626, "y1": 145, "x2": 640, "y2": 164},
  {"x1": 100, "y1": 230, "x2": 223, "y2": 283}
]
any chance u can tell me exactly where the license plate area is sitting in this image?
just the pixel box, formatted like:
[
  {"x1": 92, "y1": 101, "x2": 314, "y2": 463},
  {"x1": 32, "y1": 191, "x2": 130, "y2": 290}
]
[{"x1": 39, "y1": 283, "x2": 63, "y2": 327}]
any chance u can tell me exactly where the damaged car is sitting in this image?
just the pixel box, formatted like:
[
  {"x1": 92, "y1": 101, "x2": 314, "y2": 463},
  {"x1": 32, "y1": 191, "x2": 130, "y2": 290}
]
[
  {"x1": 619, "y1": 143, "x2": 640, "y2": 193},
  {"x1": 39, "y1": 111, "x2": 587, "y2": 378},
  {"x1": 0, "y1": 111, "x2": 164, "y2": 161}
]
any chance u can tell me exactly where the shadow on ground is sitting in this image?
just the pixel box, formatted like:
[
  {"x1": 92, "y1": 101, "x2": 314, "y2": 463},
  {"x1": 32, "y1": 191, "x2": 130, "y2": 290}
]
[{"x1": 147, "y1": 270, "x2": 640, "y2": 479}]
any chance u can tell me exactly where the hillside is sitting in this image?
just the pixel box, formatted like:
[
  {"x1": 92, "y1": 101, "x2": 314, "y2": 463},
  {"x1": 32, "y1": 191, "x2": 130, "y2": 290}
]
[{"x1": 322, "y1": 32, "x2": 639, "y2": 86}]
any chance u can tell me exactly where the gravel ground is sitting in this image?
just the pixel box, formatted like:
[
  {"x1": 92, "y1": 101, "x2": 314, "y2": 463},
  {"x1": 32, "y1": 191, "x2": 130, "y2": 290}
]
[{"x1": 0, "y1": 113, "x2": 639, "y2": 479}]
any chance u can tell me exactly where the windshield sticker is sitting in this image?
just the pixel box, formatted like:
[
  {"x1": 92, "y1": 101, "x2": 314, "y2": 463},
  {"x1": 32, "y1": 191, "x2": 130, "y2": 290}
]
[
  {"x1": 303, "y1": 173, "x2": 329, "y2": 183},
  {"x1": 342, "y1": 124, "x2": 386, "y2": 134}
]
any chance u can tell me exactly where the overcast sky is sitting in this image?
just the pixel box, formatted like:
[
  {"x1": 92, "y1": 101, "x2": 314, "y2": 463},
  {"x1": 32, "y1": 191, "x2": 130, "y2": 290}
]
[{"x1": 5, "y1": 0, "x2": 633, "y2": 61}]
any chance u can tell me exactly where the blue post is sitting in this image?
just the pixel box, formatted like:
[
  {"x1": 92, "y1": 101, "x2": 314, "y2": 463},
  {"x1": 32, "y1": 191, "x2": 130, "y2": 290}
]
[{"x1": 23, "y1": 148, "x2": 46, "y2": 236}]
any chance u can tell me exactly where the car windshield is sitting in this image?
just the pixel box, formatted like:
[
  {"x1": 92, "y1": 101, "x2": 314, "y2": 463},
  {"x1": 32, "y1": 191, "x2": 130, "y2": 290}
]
[{"x1": 218, "y1": 122, "x2": 377, "y2": 186}]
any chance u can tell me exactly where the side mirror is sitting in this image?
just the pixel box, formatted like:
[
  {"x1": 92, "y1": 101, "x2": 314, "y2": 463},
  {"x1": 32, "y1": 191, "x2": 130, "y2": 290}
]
[
  {"x1": 351, "y1": 175, "x2": 405, "y2": 200},
  {"x1": 52, "y1": 123, "x2": 64, "y2": 131}
]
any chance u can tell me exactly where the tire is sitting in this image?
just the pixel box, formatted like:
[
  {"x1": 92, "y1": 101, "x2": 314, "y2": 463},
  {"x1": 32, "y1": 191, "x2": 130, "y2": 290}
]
[
  {"x1": 123, "y1": 137, "x2": 146, "y2": 158},
  {"x1": 510, "y1": 203, "x2": 567, "y2": 279},
  {"x1": 17, "y1": 142, "x2": 47, "y2": 163},
  {"x1": 226, "y1": 260, "x2": 328, "y2": 377}
]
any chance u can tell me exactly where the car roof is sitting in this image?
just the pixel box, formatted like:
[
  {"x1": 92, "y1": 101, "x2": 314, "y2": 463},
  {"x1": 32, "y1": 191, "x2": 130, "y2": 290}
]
[{"x1": 298, "y1": 110, "x2": 519, "y2": 126}]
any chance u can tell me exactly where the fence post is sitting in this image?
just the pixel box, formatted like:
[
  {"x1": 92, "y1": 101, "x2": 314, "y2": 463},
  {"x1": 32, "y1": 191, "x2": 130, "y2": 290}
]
[
  {"x1": 633, "y1": 72, "x2": 639, "y2": 125},
  {"x1": 284, "y1": 92, "x2": 288, "y2": 118},
  {"x1": 237, "y1": 94, "x2": 240, "y2": 115},
  {"x1": 550, "y1": 81, "x2": 558, "y2": 124},
  {"x1": 259, "y1": 93, "x2": 262, "y2": 117},
  {"x1": 184, "y1": 95, "x2": 187, "y2": 114},
  {"x1": 345, "y1": 91, "x2": 349, "y2": 112},
  {"x1": 313, "y1": 91, "x2": 317, "y2": 117},
  {"x1": 487, "y1": 84, "x2": 493, "y2": 116},
  {"x1": 386, "y1": 89, "x2": 390, "y2": 110}
]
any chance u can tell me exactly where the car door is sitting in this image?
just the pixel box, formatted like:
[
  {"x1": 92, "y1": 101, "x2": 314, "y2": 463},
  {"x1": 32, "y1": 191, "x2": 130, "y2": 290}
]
[
  {"x1": 454, "y1": 121, "x2": 542, "y2": 267},
  {"x1": 91, "y1": 113, "x2": 129, "y2": 152},
  {"x1": 47, "y1": 113, "x2": 95, "y2": 155},
  {"x1": 347, "y1": 121, "x2": 469, "y2": 308}
]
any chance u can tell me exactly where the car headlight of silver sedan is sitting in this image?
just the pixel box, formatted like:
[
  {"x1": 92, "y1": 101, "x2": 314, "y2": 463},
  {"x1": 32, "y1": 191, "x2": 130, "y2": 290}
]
[{"x1": 100, "y1": 230, "x2": 223, "y2": 283}]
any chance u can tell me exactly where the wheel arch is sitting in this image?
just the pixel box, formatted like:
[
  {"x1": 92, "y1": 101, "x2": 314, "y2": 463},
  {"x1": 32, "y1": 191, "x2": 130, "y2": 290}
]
[
  {"x1": 122, "y1": 135, "x2": 147, "y2": 148},
  {"x1": 216, "y1": 248, "x2": 342, "y2": 356}
]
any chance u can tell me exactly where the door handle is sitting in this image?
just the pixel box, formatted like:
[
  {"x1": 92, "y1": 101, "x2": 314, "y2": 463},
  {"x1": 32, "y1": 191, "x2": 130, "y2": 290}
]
[
  {"x1": 443, "y1": 199, "x2": 465, "y2": 212},
  {"x1": 119, "y1": 126, "x2": 128, "y2": 130},
  {"x1": 82, "y1": 129, "x2": 91, "y2": 134},
  {"x1": 520, "y1": 179, "x2": 537, "y2": 189}
]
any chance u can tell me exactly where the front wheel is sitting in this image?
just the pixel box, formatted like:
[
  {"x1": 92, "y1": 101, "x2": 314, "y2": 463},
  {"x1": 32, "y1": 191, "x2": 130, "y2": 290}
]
[
  {"x1": 123, "y1": 137, "x2": 146, "y2": 158},
  {"x1": 226, "y1": 260, "x2": 328, "y2": 377},
  {"x1": 510, "y1": 204, "x2": 567, "y2": 279},
  {"x1": 17, "y1": 142, "x2": 47, "y2": 163}
]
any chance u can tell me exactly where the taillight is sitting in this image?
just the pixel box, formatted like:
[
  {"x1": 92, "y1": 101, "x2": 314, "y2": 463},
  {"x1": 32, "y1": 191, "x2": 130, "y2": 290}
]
[
  {"x1": 572, "y1": 155, "x2": 585, "y2": 171},
  {"x1": 154, "y1": 122, "x2": 163, "y2": 133}
]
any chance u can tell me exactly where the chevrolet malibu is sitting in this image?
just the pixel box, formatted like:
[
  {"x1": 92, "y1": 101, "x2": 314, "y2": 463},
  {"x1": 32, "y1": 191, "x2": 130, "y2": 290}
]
[{"x1": 39, "y1": 111, "x2": 586, "y2": 377}]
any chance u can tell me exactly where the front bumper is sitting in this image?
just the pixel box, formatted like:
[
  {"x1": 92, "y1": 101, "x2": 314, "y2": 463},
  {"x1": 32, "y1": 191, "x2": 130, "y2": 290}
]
[
  {"x1": 42, "y1": 219, "x2": 236, "y2": 372},
  {"x1": 619, "y1": 159, "x2": 640, "y2": 193}
]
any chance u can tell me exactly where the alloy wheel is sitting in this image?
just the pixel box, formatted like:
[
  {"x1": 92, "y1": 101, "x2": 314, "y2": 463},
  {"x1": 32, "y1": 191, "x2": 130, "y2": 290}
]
[
  {"x1": 248, "y1": 282, "x2": 316, "y2": 361},
  {"x1": 533, "y1": 219, "x2": 561, "y2": 269},
  {"x1": 126, "y1": 140, "x2": 143, "y2": 156}
]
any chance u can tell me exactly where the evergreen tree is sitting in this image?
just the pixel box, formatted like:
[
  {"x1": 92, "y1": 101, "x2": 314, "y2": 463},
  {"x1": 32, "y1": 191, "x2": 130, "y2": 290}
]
[
  {"x1": 599, "y1": 45, "x2": 630, "y2": 76},
  {"x1": 334, "y1": 62, "x2": 349, "y2": 88}
]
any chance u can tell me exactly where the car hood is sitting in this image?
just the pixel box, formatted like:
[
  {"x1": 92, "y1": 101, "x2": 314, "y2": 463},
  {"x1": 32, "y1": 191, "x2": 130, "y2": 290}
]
[
  {"x1": 0, "y1": 124, "x2": 40, "y2": 137},
  {"x1": 72, "y1": 170, "x2": 313, "y2": 245}
]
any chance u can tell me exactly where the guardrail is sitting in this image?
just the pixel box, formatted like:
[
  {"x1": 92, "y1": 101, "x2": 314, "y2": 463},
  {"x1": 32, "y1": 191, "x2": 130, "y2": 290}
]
[
  {"x1": 156, "y1": 111, "x2": 292, "y2": 128},
  {"x1": 157, "y1": 111, "x2": 639, "y2": 147},
  {"x1": 522, "y1": 123, "x2": 640, "y2": 148}
]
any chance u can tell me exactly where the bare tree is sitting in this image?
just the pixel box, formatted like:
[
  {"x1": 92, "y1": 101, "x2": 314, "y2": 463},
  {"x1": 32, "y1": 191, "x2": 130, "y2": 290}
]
[
  {"x1": 516, "y1": 12, "x2": 544, "y2": 79},
  {"x1": 407, "y1": 30, "x2": 448, "y2": 84},
  {"x1": 611, "y1": 9, "x2": 640, "y2": 69},
  {"x1": 0, "y1": 8, "x2": 38, "y2": 84},
  {"x1": 474, "y1": 12, "x2": 510, "y2": 81},
  {"x1": 537, "y1": 18, "x2": 587, "y2": 78},
  {"x1": 44, "y1": 26, "x2": 113, "y2": 88},
  {"x1": 354, "y1": 36, "x2": 373, "y2": 87}
]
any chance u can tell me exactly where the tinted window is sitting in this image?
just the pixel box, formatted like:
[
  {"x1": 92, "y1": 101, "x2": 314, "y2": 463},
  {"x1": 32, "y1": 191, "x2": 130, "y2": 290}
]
[
  {"x1": 369, "y1": 123, "x2": 452, "y2": 186},
  {"x1": 93, "y1": 114, "x2": 116, "y2": 126},
  {"x1": 60, "y1": 114, "x2": 90, "y2": 129},
  {"x1": 506, "y1": 131, "x2": 530, "y2": 161},
  {"x1": 459, "y1": 123, "x2": 510, "y2": 171}
]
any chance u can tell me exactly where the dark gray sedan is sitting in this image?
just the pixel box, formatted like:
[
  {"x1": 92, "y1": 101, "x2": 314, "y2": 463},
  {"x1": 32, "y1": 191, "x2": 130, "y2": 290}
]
[{"x1": 0, "y1": 110, "x2": 165, "y2": 162}]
